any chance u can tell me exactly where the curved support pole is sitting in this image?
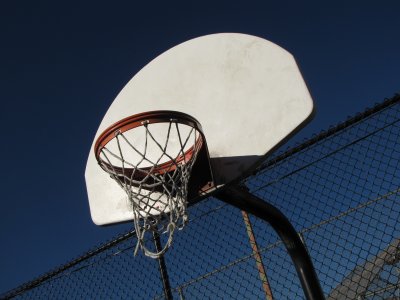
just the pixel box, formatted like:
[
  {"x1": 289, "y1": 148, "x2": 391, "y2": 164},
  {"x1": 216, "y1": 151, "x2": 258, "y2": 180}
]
[{"x1": 215, "y1": 185, "x2": 325, "y2": 300}]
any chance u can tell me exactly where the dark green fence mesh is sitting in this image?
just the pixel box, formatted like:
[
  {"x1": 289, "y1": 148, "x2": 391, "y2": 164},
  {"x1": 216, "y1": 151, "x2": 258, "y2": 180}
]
[{"x1": 2, "y1": 95, "x2": 399, "y2": 299}]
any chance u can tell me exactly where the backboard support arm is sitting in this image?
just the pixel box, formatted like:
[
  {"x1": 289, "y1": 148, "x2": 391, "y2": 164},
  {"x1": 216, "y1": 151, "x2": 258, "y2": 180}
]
[{"x1": 215, "y1": 185, "x2": 325, "y2": 300}]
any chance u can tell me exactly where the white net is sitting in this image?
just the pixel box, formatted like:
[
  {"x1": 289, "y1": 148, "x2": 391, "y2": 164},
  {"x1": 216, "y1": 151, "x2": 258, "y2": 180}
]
[{"x1": 97, "y1": 119, "x2": 202, "y2": 258}]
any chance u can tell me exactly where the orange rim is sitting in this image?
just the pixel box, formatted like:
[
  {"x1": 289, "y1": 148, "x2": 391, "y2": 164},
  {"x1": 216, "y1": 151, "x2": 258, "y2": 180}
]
[{"x1": 94, "y1": 110, "x2": 205, "y2": 178}]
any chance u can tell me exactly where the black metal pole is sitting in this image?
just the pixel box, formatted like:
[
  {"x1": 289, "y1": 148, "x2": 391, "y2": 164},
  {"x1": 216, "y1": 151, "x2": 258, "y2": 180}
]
[
  {"x1": 216, "y1": 185, "x2": 325, "y2": 300},
  {"x1": 153, "y1": 232, "x2": 173, "y2": 300}
]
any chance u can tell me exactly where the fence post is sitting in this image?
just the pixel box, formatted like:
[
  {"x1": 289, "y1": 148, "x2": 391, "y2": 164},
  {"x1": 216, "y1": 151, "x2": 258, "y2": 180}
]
[
  {"x1": 241, "y1": 210, "x2": 275, "y2": 299},
  {"x1": 153, "y1": 232, "x2": 173, "y2": 300}
]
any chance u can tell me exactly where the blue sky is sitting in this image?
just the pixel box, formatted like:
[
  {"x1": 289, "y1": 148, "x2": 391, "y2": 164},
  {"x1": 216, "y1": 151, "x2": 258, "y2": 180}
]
[{"x1": 0, "y1": 0, "x2": 399, "y2": 294}]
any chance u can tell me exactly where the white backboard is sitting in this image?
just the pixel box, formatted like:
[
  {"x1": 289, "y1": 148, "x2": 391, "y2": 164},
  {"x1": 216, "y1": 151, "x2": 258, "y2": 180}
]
[{"x1": 85, "y1": 33, "x2": 314, "y2": 225}]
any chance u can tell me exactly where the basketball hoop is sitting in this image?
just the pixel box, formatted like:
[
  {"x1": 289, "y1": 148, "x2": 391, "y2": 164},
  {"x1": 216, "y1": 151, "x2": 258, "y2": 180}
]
[{"x1": 94, "y1": 111, "x2": 209, "y2": 258}]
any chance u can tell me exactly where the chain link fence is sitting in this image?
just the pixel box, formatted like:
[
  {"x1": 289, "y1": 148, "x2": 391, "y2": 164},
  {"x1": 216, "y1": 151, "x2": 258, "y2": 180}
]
[{"x1": 2, "y1": 95, "x2": 399, "y2": 299}]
